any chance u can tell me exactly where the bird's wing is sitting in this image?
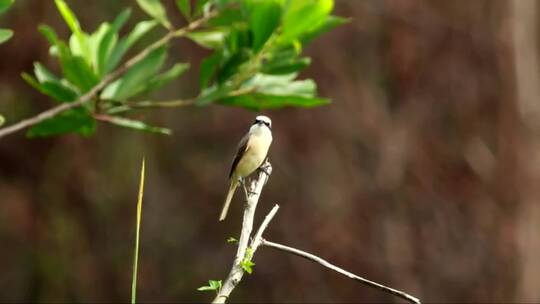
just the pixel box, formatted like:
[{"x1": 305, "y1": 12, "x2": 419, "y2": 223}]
[{"x1": 229, "y1": 133, "x2": 251, "y2": 179}]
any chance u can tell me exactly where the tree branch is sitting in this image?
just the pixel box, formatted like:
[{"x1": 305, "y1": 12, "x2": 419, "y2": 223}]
[
  {"x1": 260, "y1": 239, "x2": 421, "y2": 304},
  {"x1": 212, "y1": 161, "x2": 273, "y2": 304},
  {"x1": 0, "y1": 11, "x2": 218, "y2": 139}
]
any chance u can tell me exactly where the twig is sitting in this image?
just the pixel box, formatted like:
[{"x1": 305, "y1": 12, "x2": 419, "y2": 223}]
[
  {"x1": 0, "y1": 11, "x2": 218, "y2": 139},
  {"x1": 249, "y1": 204, "x2": 280, "y2": 251},
  {"x1": 212, "y1": 161, "x2": 273, "y2": 304},
  {"x1": 260, "y1": 239, "x2": 421, "y2": 304}
]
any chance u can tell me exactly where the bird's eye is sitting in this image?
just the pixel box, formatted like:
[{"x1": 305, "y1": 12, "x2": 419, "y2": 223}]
[{"x1": 264, "y1": 121, "x2": 270, "y2": 127}]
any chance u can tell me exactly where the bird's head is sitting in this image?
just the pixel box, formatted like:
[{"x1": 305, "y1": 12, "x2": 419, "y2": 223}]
[{"x1": 253, "y1": 115, "x2": 272, "y2": 129}]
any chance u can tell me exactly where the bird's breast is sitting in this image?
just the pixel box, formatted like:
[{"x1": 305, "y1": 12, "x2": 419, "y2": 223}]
[{"x1": 235, "y1": 133, "x2": 272, "y2": 177}]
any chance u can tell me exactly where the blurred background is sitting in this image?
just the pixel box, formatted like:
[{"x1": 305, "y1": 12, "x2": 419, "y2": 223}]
[{"x1": 1, "y1": 0, "x2": 540, "y2": 302}]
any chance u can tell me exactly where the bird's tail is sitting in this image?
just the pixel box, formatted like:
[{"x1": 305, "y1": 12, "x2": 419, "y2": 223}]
[{"x1": 219, "y1": 179, "x2": 238, "y2": 221}]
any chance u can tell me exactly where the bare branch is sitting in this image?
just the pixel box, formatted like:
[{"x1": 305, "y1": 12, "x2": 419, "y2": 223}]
[
  {"x1": 212, "y1": 161, "x2": 273, "y2": 304},
  {"x1": 250, "y1": 204, "x2": 280, "y2": 251},
  {"x1": 0, "y1": 11, "x2": 217, "y2": 139},
  {"x1": 260, "y1": 239, "x2": 421, "y2": 304}
]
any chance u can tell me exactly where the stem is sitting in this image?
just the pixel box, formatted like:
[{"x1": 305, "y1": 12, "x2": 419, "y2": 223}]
[
  {"x1": 0, "y1": 11, "x2": 218, "y2": 139},
  {"x1": 212, "y1": 162, "x2": 273, "y2": 303}
]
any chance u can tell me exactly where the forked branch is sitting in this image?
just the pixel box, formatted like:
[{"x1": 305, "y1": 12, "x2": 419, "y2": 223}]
[{"x1": 212, "y1": 159, "x2": 421, "y2": 303}]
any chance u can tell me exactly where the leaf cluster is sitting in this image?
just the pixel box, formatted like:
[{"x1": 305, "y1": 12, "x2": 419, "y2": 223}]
[{"x1": 21, "y1": 0, "x2": 346, "y2": 137}]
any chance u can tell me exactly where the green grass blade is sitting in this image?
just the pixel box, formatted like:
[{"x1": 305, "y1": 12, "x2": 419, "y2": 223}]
[{"x1": 131, "y1": 158, "x2": 145, "y2": 304}]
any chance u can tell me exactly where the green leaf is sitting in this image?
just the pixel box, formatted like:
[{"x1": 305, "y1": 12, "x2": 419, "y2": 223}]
[
  {"x1": 249, "y1": 0, "x2": 282, "y2": 51},
  {"x1": 140, "y1": 63, "x2": 190, "y2": 95},
  {"x1": 61, "y1": 55, "x2": 99, "y2": 91},
  {"x1": 0, "y1": 0, "x2": 14, "y2": 15},
  {"x1": 0, "y1": 29, "x2": 13, "y2": 44},
  {"x1": 300, "y1": 15, "x2": 348, "y2": 45},
  {"x1": 0, "y1": 114, "x2": 4, "y2": 127},
  {"x1": 226, "y1": 237, "x2": 238, "y2": 243},
  {"x1": 207, "y1": 6, "x2": 244, "y2": 27},
  {"x1": 186, "y1": 29, "x2": 227, "y2": 49},
  {"x1": 54, "y1": 0, "x2": 81, "y2": 34},
  {"x1": 240, "y1": 259, "x2": 255, "y2": 274},
  {"x1": 244, "y1": 73, "x2": 316, "y2": 96},
  {"x1": 281, "y1": 0, "x2": 333, "y2": 43},
  {"x1": 105, "y1": 20, "x2": 158, "y2": 73},
  {"x1": 101, "y1": 116, "x2": 171, "y2": 135},
  {"x1": 196, "y1": 82, "x2": 235, "y2": 105},
  {"x1": 197, "y1": 280, "x2": 222, "y2": 292},
  {"x1": 136, "y1": 0, "x2": 172, "y2": 30},
  {"x1": 33, "y1": 62, "x2": 59, "y2": 83},
  {"x1": 22, "y1": 72, "x2": 79, "y2": 103},
  {"x1": 199, "y1": 52, "x2": 221, "y2": 89},
  {"x1": 176, "y1": 0, "x2": 191, "y2": 21},
  {"x1": 220, "y1": 93, "x2": 329, "y2": 110},
  {"x1": 94, "y1": 9, "x2": 132, "y2": 75},
  {"x1": 101, "y1": 46, "x2": 167, "y2": 101},
  {"x1": 193, "y1": 0, "x2": 210, "y2": 17},
  {"x1": 27, "y1": 108, "x2": 95, "y2": 137},
  {"x1": 54, "y1": 0, "x2": 91, "y2": 63},
  {"x1": 38, "y1": 25, "x2": 60, "y2": 46},
  {"x1": 216, "y1": 49, "x2": 251, "y2": 84},
  {"x1": 262, "y1": 56, "x2": 311, "y2": 75}
]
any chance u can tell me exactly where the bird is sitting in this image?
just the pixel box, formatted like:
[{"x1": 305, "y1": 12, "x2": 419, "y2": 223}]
[{"x1": 219, "y1": 115, "x2": 273, "y2": 221}]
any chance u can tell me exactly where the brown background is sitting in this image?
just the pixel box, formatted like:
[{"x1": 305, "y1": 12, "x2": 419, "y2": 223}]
[{"x1": 1, "y1": 0, "x2": 539, "y2": 302}]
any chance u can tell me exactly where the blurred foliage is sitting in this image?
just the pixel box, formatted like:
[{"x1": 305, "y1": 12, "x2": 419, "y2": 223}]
[
  {"x1": 0, "y1": 0, "x2": 14, "y2": 44},
  {"x1": 18, "y1": 0, "x2": 345, "y2": 137}
]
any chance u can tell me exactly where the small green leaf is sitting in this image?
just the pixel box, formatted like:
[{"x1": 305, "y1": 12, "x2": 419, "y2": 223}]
[
  {"x1": 243, "y1": 73, "x2": 316, "y2": 96},
  {"x1": 249, "y1": 0, "x2": 282, "y2": 51},
  {"x1": 54, "y1": 0, "x2": 91, "y2": 63},
  {"x1": 136, "y1": 0, "x2": 172, "y2": 30},
  {"x1": 226, "y1": 237, "x2": 238, "y2": 243},
  {"x1": 262, "y1": 56, "x2": 311, "y2": 75},
  {"x1": 199, "y1": 52, "x2": 222, "y2": 89},
  {"x1": 280, "y1": 0, "x2": 333, "y2": 43},
  {"x1": 105, "y1": 20, "x2": 158, "y2": 73},
  {"x1": 240, "y1": 259, "x2": 255, "y2": 274},
  {"x1": 300, "y1": 15, "x2": 349, "y2": 45},
  {"x1": 140, "y1": 62, "x2": 190, "y2": 95},
  {"x1": 101, "y1": 46, "x2": 167, "y2": 101},
  {"x1": 54, "y1": 0, "x2": 81, "y2": 34},
  {"x1": 94, "y1": 9, "x2": 132, "y2": 75},
  {"x1": 100, "y1": 116, "x2": 171, "y2": 135},
  {"x1": 0, "y1": 114, "x2": 4, "y2": 127},
  {"x1": 27, "y1": 107, "x2": 95, "y2": 137},
  {"x1": 197, "y1": 280, "x2": 222, "y2": 292},
  {"x1": 176, "y1": 0, "x2": 191, "y2": 21},
  {"x1": 38, "y1": 25, "x2": 60, "y2": 46},
  {"x1": 186, "y1": 29, "x2": 227, "y2": 49},
  {"x1": 22, "y1": 73, "x2": 79, "y2": 103},
  {"x1": 193, "y1": 0, "x2": 210, "y2": 17},
  {"x1": 0, "y1": 28, "x2": 13, "y2": 44},
  {"x1": 0, "y1": 0, "x2": 14, "y2": 15},
  {"x1": 216, "y1": 50, "x2": 251, "y2": 84},
  {"x1": 61, "y1": 55, "x2": 99, "y2": 91},
  {"x1": 220, "y1": 93, "x2": 329, "y2": 110}
]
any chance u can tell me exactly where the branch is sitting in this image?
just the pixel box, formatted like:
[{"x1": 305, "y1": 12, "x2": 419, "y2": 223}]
[
  {"x1": 212, "y1": 161, "x2": 273, "y2": 304},
  {"x1": 260, "y1": 239, "x2": 421, "y2": 304},
  {"x1": 0, "y1": 11, "x2": 218, "y2": 139}
]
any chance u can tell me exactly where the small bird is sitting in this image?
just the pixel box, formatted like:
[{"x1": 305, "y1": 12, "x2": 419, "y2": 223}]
[{"x1": 220, "y1": 115, "x2": 273, "y2": 221}]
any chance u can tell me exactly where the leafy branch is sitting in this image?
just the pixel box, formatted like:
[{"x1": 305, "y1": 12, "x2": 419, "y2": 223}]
[{"x1": 0, "y1": 0, "x2": 346, "y2": 139}]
